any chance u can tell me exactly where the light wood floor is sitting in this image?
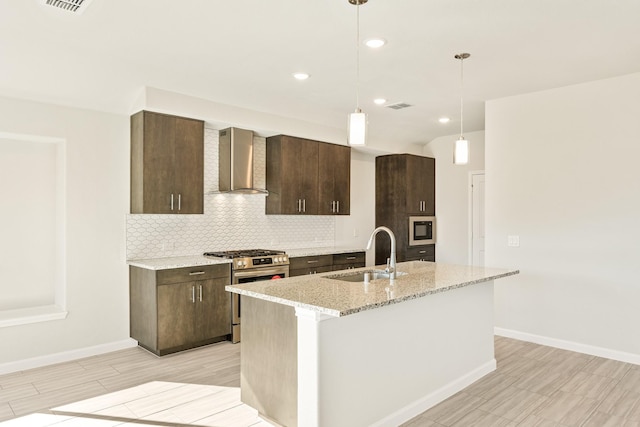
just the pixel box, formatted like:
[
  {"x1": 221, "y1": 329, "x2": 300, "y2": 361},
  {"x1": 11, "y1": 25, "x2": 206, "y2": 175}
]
[{"x1": 1, "y1": 337, "x2": 639, "y2": 426}]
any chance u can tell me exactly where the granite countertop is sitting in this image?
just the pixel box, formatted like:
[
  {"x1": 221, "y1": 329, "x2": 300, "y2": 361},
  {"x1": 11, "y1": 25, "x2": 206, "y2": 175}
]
[
  {"x1": 286, "y1": 246, "x2": 366, "y2": 258},
  {"x1": 127, "y1": 246, "x2": 366, "y2": 270},
  {"x1": 226, "y1": 261, "x2": 519, "y2": 317},
  {"x1": 127, "y1": 255, "x2": 232, "y2": 270}
]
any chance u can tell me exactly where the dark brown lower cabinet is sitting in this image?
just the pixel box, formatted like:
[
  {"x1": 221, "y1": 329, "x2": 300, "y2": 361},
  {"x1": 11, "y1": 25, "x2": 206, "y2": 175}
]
[
  {"x1": 289, "y1": 251, "x2": 366, "y2": 277},
  {"x1": 405, "y1": 245, "x2": 436, "y2": 262},
  {"x1": 130, "y1": 264, "x2": 231, "y2": 356}
]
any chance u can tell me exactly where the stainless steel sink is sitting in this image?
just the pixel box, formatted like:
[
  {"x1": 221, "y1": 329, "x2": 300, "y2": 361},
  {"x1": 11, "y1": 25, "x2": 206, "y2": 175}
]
[{"x1": 326, "y1": 269, "x2": 407, "y2": 282}]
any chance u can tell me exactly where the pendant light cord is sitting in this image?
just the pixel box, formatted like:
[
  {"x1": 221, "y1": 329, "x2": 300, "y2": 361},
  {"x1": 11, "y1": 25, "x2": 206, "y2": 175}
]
[
  {"x1": 459, "y1": 56, "x2": 464, "y2": 137},
  {"x1": 356, "y1": 3, "x2": 360, "y2": 111}
]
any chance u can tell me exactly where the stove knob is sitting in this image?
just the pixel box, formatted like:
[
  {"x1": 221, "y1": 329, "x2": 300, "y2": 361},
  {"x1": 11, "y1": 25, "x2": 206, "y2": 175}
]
[{"x1": 276, "y1": 257, "x2": 281, "y2": 263}]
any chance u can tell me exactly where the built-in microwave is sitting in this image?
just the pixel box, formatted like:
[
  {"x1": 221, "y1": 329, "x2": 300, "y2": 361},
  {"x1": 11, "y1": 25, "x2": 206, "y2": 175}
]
[{"x1": 409, "y1": 216, "x2": 436, "y2": 246}]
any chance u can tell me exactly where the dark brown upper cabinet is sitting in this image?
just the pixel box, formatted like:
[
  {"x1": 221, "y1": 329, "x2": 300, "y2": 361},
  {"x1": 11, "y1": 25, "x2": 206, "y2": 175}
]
[
  {"x1": 266, "y1": 135, "x2": 350, "y2": 215},
  {"x1": 130, "y1": 111, "x2": 204, "y2": 214},
  {"x1": 405, "y1": 154, "x2": 435, "y2": 215},
  {"x1": 318, "y1": 142, "x2": 351, "y2": 215}
]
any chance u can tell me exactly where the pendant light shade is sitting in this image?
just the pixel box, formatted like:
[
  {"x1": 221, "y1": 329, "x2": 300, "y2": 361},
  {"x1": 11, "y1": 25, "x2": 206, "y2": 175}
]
[
  {"x1": 454, "y1": 137, "x2": 469, "y2": 165},
  {"x1": 348, "y1": 108, "x2": 367, "y2": 146},
  {"x1": 453, "y1": 52, "x2": 470, "y2": 165},
  {"x1": 347, "y1": 0, "x2": 368, "y2": 146}
]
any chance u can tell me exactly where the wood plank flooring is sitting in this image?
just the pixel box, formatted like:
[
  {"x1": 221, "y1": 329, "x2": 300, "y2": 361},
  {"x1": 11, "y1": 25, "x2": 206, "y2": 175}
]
[{"x1": 0, "y1": 336, "x2": 639, "y2": 426}]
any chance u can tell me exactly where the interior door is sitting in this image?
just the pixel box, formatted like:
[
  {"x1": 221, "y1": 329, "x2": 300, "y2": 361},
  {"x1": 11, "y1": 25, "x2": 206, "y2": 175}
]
[{"x1": 471, "y1": 172, "x2": 486, "y2": 266}]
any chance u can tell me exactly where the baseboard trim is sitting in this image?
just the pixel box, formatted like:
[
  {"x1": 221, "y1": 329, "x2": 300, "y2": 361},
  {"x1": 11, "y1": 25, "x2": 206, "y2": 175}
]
[
  {"x1": 495, "y1": 327, "x2": 640, "y2": 365},
  {"x1": 0, "y1": 338, "x2": 139, "y2": 375},
  {"x1": 370, "y1": 359, "x2": 497, "y2": 427}
]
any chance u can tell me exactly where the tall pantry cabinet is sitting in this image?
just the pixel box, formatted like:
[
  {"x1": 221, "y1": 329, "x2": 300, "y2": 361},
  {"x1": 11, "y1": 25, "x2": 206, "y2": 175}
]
[{"x1": 375, "y1": 153, "x2": 435, "y2": 265}]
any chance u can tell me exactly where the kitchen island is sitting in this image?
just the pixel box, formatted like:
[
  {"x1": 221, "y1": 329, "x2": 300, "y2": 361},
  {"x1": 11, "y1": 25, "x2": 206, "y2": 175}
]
[{"x1": 226, "y1": 261, "x2": 518, "y2": 427}]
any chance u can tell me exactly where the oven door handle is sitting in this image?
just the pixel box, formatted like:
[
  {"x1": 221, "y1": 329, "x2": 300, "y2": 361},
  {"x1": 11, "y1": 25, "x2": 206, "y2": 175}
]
[{"x1": 233, "y1": 267, "x2": 288, "y2": 278}]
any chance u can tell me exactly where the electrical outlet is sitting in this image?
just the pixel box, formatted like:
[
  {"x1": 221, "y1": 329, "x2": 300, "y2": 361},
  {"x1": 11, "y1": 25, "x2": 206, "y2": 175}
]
[{"x1": 507, "y1": 235, "x2": 520, "y2": 247}]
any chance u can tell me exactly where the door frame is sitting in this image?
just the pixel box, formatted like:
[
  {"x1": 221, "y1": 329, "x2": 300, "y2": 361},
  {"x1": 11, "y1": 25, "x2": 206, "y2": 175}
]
[{"x1": 468, "y1": 170, "x2": 485, "y2": 265}]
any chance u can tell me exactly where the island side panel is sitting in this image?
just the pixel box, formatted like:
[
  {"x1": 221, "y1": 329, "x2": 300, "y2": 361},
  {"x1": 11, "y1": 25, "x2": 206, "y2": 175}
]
[
  {"x1": 241, "y1": 296, "x2": 298, "y2": 427},
  {"x1": 297, "y1": 281, "x2": 496, "y2": 427}
]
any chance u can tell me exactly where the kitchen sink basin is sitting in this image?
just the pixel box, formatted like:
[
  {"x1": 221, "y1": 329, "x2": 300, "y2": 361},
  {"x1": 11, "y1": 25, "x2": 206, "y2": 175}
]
[{"x1": 327, "y1": 269, "x2": 407, "y2": 282}]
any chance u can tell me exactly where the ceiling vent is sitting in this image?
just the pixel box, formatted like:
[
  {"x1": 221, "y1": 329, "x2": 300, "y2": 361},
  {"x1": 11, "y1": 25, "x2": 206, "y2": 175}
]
[
  {"x1": 386, "y1": 102, "x2": 413, "y2": 110},
  {"x1": 40, "y1": 0, "x2": 94, "y2": 14}
]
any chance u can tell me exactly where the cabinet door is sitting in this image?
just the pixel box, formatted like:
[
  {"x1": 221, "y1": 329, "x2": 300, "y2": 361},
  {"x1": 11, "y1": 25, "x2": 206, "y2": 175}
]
[
  {"x1": 157, "y1": 282, "x2": 196, "y2": 350},
  {"x1": 174, "y1": 117, "x2": 204, "y2": 214},
  {"x1": 318, "y1": 143, "x2": 350, "y2": 215},
  {"x1": 406, "y1": 155, "x2": 435, "y2": 215},
  {"x1": 267, "y1": 136, "x2": 319, "y2": 214},
  {"x1": 290, "y1": 265, "x2": 334, "y2": 277},
  {"x1": 141, "y1": 112, "x2": 176, "y2": 214},
  {"x1": 290, "y1": 137, "x2": 318, "y2": 214},
  {"x1": 195, "y1": 277, "x2": 231, "y2": 341}
]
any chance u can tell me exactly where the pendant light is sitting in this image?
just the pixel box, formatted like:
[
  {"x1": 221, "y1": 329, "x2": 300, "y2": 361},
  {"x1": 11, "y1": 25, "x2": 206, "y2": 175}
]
[
  {"x1": 454, "y1": 53, "x2": 470, "y2": 165},
  {"x1": 347, "y1": 0, "x2": 368, "y2": 146}
]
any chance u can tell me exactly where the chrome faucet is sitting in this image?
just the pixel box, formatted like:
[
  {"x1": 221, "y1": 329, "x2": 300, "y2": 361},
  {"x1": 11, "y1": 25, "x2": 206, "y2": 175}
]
[{"x1": 366, "y1": 226, "x2": 397, "y2": 279}]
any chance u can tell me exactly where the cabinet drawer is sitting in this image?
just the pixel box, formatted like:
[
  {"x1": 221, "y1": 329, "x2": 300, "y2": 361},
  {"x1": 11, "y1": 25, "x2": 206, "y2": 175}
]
[
  {"x1": 290, "y1": 265, "x2": 334, "y2": 277},
  {"x1": 289, "y1": 254, "x2": 333, "y2": 271},
  {"x1": 332, "y1": 252, "x2": 365, "y2": 266},
  {"x1": 157, "y1": 264, "x2": 231, "y2": 285},
  {"x1": 405, "y1": 245, "x2": 435, "y2": 261}
]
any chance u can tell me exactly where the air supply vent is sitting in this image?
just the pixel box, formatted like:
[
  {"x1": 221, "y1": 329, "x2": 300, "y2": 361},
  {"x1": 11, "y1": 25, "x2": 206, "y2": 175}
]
[
  {"x1": 386, "y1": 102, "x2": 413, "y2": 110},
  {"x1": 41, "y1": 0, "x2": 94, "y2": 14}
]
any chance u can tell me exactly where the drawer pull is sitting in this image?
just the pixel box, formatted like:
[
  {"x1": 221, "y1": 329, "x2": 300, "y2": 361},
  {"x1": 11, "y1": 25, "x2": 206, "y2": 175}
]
[
  {"x1": 307, "y1": 260, "x2": 319, "y2": 264},
  {"x1": 419, "y1": 251, "x2": 426, "y2": 254},
  {"x1": 189, "y1": 271, "x2": 206, "y2": 276},
  {"x1": 346, "y1": 256, "x2": 356, "y2": 260}
]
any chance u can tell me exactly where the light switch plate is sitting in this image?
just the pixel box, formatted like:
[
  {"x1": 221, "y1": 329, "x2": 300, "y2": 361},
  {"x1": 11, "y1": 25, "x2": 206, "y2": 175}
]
[{"x1": 507, "y1": 235, "x2": 520, "y2": 247}]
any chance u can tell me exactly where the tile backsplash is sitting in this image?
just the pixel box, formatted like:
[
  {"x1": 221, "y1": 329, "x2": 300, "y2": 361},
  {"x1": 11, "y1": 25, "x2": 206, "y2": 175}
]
[{"x1": 126, "y1": 127, "x2": 336, "y2": 259}]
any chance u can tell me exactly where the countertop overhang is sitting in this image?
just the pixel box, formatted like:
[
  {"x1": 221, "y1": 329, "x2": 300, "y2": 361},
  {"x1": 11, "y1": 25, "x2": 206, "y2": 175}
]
[{"x1": 226, "y1": 261, "x2": 519, "y2": 317}]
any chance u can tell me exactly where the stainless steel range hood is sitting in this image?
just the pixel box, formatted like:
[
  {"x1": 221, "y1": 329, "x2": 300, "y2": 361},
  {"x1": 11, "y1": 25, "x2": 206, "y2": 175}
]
[{"x1": 217, "y1": 127, "x2": 268, "y2": 194}]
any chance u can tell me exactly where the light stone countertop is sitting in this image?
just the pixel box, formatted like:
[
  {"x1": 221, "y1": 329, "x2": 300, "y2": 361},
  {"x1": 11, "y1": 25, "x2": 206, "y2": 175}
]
[
  {"x1": 226, "y1": 261, "x2": 519, "y2": 317},
  {"x1": 285, "y1": 246, "x2": 366, "y2": 258},
  {"x1": 127, "y1": 255, "x2": 232, "y2": 270},
  {"x1": 127, "y1": 247, "x2": 365, "y2": 270}
]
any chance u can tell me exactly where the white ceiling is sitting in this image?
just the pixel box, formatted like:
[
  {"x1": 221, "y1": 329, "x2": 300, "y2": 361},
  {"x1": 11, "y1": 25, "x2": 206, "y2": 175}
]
[{"x1": 1, "y1": 0, "x2": 639, "y2": 149}]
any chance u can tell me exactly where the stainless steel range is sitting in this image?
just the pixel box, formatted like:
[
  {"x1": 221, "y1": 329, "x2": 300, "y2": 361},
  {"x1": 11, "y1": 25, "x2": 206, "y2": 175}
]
[{"x1": 203, "y1": 249, "x2": 289, "y2": 343}]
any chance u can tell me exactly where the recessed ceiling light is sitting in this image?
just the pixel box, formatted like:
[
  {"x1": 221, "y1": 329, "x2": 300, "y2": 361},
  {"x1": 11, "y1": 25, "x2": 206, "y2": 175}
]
[
  {"x1": 365, "y1": 38, "x2": 386, "y2": 48},
  {"x1": 373, "y1": 98, "x2": 387, "y2": 105},
  {"x1": 438, "y1": 117, "x2": 451, "y2": 124},
  {"x1": 292, "y1": 72, "x2": 310, "y2": 80}
]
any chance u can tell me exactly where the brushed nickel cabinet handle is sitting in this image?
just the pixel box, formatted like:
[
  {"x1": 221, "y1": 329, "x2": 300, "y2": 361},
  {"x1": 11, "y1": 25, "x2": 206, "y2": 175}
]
[
  {"x1": 199, "y1": 285, "x2": 203, "y2": 302},
  {"x1": 189, "y1": 271, "x2": 206, "y2": 276},
  {"x1": 191, "y1": 286, "x2": 195, "y2": 303},
  {"x1": 307, "y1": 260, "x2": 319, "y2": 264},
  {"x1": 346, "y1": 256, "x2": 356, "y2": 260},
  {"x1": 170, "y1": 194, "x2": 174, "y2": 210},
  {"x1": 337, "y1": 200, "x2": 340, "y2": 213},
  {"x1": 419, "y1": 250, "x2": 426, "y2": 254},
  {"x1": 178, "y1": 194, "x2": 181, "y2": 211},
  {"x1": 303, "y1": 199, "x2": 306, "y2": 212}
]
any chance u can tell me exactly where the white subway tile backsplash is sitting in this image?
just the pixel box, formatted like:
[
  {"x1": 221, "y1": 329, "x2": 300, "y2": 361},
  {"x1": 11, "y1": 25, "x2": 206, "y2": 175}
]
[{"x1": 126, "y1": 127, "x2": 335, "y2": 259}]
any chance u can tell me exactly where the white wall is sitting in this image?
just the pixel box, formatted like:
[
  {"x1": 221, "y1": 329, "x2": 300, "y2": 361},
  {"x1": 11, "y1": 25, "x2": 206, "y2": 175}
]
[
  {"x1": 424, "y1": 130, "x2": 485, "y2": 265},
  {"x1": 334, "y1": 150, "x2": 377, "y2": 265},
  {"x1": 0, "y1": 96, "x2": 130, "y2": 368},
  {"x1": 0, "y1": 89, "x2": 387, "y2": 370},
  {"x1": 486, "y1": 73, "x2": 640, "y2": 359}
]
